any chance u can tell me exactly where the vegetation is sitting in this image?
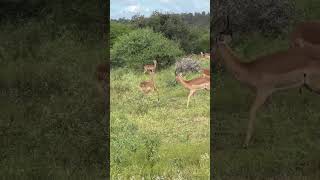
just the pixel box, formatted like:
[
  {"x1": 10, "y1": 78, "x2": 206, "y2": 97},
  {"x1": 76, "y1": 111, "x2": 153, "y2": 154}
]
[
  {"x1": 175, "y1": 57, "x2": 202, "y2": 75},
  {"x1": 111, "y1": 28, "x2": 184, "y2": 69},
  {"x1": 113, "y1": 11, "x2": 210, "y2": 54},
  {"x1": 110, "y1": 22, "x2": 133, "y2": 47},
  {"x1": 0, "y1": 1, "x2": 107, "y2": 178},
  {"x1": 111, "y1": 11, "x2": 210, "y2": 178},
  {"x1": 111, "y1": 60, "x2": 210, "y2": 179},
  {"x1": 212, "y1": 0, "x2": 298, "y2": 37},
  {"x1": 212, "y1": 0, "x2": 320, "y2": 179}
]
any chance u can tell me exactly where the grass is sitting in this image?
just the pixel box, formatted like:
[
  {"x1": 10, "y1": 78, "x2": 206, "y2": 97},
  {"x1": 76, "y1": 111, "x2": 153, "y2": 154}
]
[
  {"x1": 0, "y1": 20, "x2": 107, "y2": 178},
  {"x1": 213, "y1": 33, "x2": 320, "y2": 179},
  {"x1": 110, "y1": 56, "x2": 210, "y2": 179}
]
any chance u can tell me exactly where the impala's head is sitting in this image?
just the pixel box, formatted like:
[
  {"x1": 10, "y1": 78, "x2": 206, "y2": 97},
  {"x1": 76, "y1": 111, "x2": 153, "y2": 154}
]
[
  {"x1": 211, "y1": 31, "x2": 232, "y2": 71},
  {"x1": 212, "y1": 15, "x2": 233, "y2": 57},
  {"x1": 212, "y1": 33, "x2": 229, "y2": 60},
  {"x1": 218, "y1": 15, "x2": 233, "y2": 44},
  {"x1": 175, "y1": 73, "x2": 183, "y2": 81}
]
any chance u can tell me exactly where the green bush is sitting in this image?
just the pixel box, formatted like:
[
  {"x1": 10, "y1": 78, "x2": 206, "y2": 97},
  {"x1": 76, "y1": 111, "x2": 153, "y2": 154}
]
[
  {"x1": 110, "y1": 21, "x2": 133, "y2": 47},
  {"x1": 111, "y1": 28, "x2": 184, "y2": 70},
  {"x1": 133, "y1": 12, "x2": 210, "y2": 54},
  {"x1": 189, "y1": 27, "x2": 210, "y2": 53}
]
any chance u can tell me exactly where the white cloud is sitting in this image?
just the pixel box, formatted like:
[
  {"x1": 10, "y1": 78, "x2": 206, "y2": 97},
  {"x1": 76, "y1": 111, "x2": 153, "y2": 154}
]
[{"x1": 126, "y1": 5, "x2": 142, "y2": 13}]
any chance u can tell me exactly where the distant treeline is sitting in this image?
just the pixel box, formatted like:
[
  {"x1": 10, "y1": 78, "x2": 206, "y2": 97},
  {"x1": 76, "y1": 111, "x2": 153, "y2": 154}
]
[
  {"x1": 113, "y1": 11, "x2": 210, "y2": 28},
  {"x1": 111, "y1": 11, "x2": 210, "y2": 54}
]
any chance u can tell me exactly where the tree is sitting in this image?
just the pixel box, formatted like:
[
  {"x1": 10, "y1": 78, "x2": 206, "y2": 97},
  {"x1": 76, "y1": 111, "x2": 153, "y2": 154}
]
[
  {"x1": 110, "y1": 21, "x2": 133, "y2": 47},
  {"x1": 111, "y1": 28, "x2": 184, "y2": 70}
]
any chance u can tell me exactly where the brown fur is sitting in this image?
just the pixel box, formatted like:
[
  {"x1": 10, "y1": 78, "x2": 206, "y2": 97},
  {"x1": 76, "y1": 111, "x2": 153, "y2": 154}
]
[
  {"x1": 96, "y1": 63, "x2": 108, "y2": 81},
  {"x1": 176, "y1": 73, "x2": 210, "y2": 107},
  {"x1": 290, "y1": 21, "x2": 320, "y2": 48},
  {"x1": 144, "y1": 60, "x2": 157, "y2": 74},
  {"x1": 216, "y1": 36, "x2": 320, "y2": 147},
  {"x1": 289, "y1": 21, "x2": 320, "y2": 94},
  {"x1": 95, "y1": 63, "x2": 108, "y2": 115},
  {"x1": 202, "y1": 68, "x2": 210, "y2": 77},
  {"x1": 139, "y1": 72, "x2": 159, "y2": 101}
]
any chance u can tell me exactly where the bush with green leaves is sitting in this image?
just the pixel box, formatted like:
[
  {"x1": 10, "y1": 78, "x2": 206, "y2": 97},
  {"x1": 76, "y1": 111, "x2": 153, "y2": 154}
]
[
  {"x1": 111, "y1": 28, "x2": 184, "y2": 70},
  {"x1": 133, "y1": 12, "x2": 210, "y2": 54},
  {"x1": 110, "y1": 21, "x2": 133, "y2": 47},
  {"x1": 189, "y1": 27, "x2": 210, "y2": 53}
]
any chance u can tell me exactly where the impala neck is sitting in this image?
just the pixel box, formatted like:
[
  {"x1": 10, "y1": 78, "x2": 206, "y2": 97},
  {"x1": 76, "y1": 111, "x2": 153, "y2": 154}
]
[
  {"x1": 218, "y1": 43, "x2": 249, "y2": 81},
  {"x1": 177, "y1": 76, "x2": 191, "y2": 89}
]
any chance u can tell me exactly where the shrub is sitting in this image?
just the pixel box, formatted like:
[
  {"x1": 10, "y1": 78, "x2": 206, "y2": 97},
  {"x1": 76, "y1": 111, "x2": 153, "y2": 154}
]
[
  {"x1": 110, "y1": 21, "x2": 133, "y2": 47},
  {"x1": 175, "y1": 57, "x2": 201, "y2": 75},
  {"x1": 212, "y1": 0, "x2": 298, "y2": 36},
  {"x1": 189, "y1": 27, "x2": 210, "y2": 53},
  {"x1": 111, "y1": 28, "x2": 184, "y2": 70}
]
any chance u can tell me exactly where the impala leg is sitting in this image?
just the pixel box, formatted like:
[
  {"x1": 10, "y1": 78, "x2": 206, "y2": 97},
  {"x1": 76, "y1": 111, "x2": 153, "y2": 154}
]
[
  {"x1": 244, "y1": 91, "x2": 270, "y2": 148},
  {"x1": 187, "y1": 90, "x2": 195, "y2": 107}
]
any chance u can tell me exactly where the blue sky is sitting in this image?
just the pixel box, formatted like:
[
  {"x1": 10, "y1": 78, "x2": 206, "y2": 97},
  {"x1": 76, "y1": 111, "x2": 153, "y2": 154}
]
[{"x1": 111, "y1": 0, "x2": 210, "y2": 20}]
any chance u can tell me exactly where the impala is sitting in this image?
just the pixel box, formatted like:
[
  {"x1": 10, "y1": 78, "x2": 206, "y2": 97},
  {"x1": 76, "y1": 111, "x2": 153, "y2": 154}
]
[
  {"x1": 176, "y1": 73, "x2": 210, "y2": 107},
  {"x1": 139, "y1": 71, "x2": 159, "y2": 101},
  {"x1": 202, "y1": 68, "x2": 210, "y2": 78},
  {"x1": 290, "y1": 20, "x2": 320, "y2": 48},
  {"x1": 214, "y1": 34, "x2": 320, "y2": 147},
  {"x1": 144, "y1": 60, "x2": 157, "y2": 74},
  {"x1": 289, "y1": 20, "x2": 320, "y2": 94},
  {"x1": 96, "y1": 63, "x2": 108, "y2": 96},
  {"x1": 201, "y1": 52, "x2": 210, "y2": 59},
  {"x1": 96, "y1": 63, "x2": 108, "y2": 115}
]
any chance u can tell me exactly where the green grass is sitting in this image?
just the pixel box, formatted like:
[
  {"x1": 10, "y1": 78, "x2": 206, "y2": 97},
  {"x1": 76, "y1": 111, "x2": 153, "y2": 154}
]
[
  {"x1": 110, "y1": 56, "x2": 210, "y2": 179},
  {"x1": 0, "y1": 20, "x2": 107, "y2": 178},
  {"x1": 213, "y1": 34, "x2": 320, "y2": 179}
]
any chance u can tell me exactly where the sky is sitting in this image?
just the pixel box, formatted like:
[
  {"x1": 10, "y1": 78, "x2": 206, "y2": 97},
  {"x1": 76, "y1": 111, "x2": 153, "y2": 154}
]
[{"x1": 111, "y1": 0, "x2": 210, "y2": 20}]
